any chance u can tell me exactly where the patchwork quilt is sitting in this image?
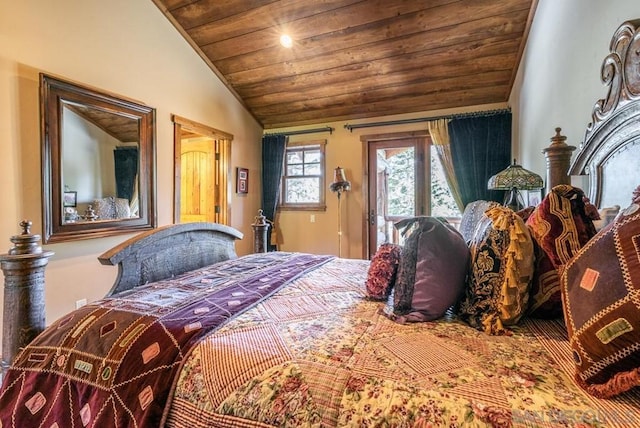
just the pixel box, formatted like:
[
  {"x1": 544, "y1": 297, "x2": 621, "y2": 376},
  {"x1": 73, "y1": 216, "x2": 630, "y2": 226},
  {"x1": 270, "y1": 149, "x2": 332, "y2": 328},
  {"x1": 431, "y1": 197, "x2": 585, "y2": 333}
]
[
  {"x1": 163, "y1": 258, "x2": 640, "y2": 428},
  {"x1": 3, "y1": 255, "x2": 640, "y2": 427},
  {"x1": 0, "y1": 252, "x2": 333, "y2": 428}
]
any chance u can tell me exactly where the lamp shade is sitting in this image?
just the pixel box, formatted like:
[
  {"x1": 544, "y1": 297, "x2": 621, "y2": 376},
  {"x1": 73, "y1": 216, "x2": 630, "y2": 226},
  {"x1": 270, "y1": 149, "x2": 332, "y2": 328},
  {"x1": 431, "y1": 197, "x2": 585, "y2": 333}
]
[
  {"x1": 329, "y1": 166, "x2": 351, "y2": 193},
  {"x1": 487, "y1": 159, "x2": 544, "y2": 191}
]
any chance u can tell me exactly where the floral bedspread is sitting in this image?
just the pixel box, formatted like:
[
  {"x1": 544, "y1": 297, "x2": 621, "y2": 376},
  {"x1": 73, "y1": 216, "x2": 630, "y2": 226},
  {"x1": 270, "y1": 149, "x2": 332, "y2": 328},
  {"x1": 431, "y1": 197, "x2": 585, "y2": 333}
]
[{"x1": 164, "y1": 258, "x2": 640, "y2": 428}]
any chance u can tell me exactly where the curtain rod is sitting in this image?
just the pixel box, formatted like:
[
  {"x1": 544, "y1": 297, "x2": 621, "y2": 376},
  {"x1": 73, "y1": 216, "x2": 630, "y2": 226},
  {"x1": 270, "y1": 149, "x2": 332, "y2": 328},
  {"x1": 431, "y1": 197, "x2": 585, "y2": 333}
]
[
  {"x1": 264, "y1": 126, "x2": 334, "y2": 137},
  {"x1": 343, "y1": 108, "x2": 511, "y2": 132}
]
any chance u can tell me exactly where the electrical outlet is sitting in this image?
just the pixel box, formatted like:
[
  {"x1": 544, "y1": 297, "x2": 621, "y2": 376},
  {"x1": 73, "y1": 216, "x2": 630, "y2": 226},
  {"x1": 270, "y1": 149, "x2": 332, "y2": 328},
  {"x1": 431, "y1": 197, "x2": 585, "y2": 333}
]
[
  {"x1": 75, "y1": 298, "x2": 87, "y2": 309},
  {"x1": 310, "y1": 214, "x2": 315, "y2": 223}
]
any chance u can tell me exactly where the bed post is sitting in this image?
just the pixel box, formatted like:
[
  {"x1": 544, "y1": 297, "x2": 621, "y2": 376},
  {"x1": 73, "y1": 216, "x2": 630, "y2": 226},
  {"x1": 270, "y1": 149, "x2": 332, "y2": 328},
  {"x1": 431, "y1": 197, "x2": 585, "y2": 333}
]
[
  {"x1": 251, "y1": 210, "x2": 270, "y2": 253},
  {"x1": 0, "y1": 220, "x2": 54, "y2": 376},
  {"x1": 542, "y1": 127, "x2": 576, "y2": 194}
]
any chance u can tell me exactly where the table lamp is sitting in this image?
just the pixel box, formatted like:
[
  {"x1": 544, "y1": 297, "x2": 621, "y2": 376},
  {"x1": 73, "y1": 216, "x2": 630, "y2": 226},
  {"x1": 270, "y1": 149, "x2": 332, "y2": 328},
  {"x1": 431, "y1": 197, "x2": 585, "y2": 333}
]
[{"x1": 488, "y1": 159, "x2": 544, "y2": 211}]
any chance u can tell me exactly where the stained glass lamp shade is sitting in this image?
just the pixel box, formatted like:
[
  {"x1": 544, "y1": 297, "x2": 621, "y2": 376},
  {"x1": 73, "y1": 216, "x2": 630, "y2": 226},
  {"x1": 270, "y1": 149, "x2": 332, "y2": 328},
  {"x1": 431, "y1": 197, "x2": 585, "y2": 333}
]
[{"x1": 487, "y1": 159, "x2": 544, "y2": 211}]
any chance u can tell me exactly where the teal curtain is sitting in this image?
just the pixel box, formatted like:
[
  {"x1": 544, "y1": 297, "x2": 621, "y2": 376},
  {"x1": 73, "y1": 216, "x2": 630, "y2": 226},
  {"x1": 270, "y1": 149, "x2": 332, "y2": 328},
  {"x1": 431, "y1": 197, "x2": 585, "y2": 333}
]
[
  {"x1": 261, "y1": 134, "x2": 287, "y2": 251},
  {"x1": 449, "y1": 112, "x2": 511, "y2": 207},
  {"x1": 114, "y1": 147, "x2": 138, "y2": 202}
]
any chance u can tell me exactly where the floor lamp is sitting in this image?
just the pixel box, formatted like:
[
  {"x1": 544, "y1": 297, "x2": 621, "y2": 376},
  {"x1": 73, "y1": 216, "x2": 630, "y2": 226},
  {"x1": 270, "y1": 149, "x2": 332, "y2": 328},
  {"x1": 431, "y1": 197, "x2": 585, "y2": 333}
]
[{"x1": 329, "y1": 167, "x2": 351, "y2": 257}]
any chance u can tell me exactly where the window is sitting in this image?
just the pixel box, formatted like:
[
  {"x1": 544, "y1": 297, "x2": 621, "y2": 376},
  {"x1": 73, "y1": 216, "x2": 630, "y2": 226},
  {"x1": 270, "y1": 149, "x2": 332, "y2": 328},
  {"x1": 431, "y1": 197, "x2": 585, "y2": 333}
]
[
  {"x1": 429, "y1": 145, "x2": 459, "y2": 218},
  {"x1": 280, "y1": 140, "x2": 326, "y2": 210}
]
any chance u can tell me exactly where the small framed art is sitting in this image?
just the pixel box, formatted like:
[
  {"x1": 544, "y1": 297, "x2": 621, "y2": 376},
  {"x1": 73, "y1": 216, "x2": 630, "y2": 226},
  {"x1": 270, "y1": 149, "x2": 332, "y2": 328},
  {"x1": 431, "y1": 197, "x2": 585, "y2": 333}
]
[
  {"x1": 63, "y1": 191, "x2": 77, "y2": 207},
  {"x1": 236, "y1": 167, "x2": 248, "y2": 194},
  {"x1": 527, "y1": 189, "x2": 542, "y2": 207}
]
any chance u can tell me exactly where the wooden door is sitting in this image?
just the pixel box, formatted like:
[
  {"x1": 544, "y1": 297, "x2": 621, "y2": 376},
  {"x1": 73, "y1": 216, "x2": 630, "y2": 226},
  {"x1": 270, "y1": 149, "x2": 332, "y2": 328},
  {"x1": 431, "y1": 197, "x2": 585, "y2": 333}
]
[
  {"x1": 366, "y1": 137, "x2": 426, "y2": 259},
  {"x1": 172, "y1": 115, "x2": 232, "y2": 225},
  {"x1": 180, "y1": 138, "x2": 216, "y2": 223}
]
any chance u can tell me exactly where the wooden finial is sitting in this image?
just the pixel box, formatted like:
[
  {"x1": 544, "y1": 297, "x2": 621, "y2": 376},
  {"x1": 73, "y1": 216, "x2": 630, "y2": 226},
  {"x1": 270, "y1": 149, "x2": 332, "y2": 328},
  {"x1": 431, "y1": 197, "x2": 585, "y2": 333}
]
[
  {"x1": 19, "y1": 219, "x2": 32, "y2": 235},
  {"x1": 542, "y1": 127, "x2": 576, "y2": 193},
  {"x1": 8, "y1": 219, "x2": 43, "y2": 255},
  {"x1": 550, "y1": 127, "x2": 567, "y2": 146}
]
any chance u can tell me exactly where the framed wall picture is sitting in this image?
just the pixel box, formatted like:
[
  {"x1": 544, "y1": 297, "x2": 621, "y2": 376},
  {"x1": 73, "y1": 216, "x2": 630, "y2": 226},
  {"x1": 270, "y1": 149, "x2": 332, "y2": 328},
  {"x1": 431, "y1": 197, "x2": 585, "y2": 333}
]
[
  {"x1": 236, "y1": 167, "x2": 248, "y2": 194},
  {"x1": 63, "y1": 191, "x2": 77, "y2": 207},
  {"x1": 527, "y1": 189, "x2": 542, "y2": 207}
]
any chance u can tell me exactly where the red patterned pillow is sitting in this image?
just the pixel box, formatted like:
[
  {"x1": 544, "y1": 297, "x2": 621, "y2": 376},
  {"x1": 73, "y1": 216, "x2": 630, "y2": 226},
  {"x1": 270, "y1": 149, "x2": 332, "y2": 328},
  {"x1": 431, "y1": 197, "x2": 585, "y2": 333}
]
[
  {"x1": 561, "y1": 191, "x2": 640, "y2": 398},
  {"x1": 365, "y1": 243, "x2": 402, "y2": 300},
  {"x1": 525, "y1": 185, "x2": 597, "y2": 317}
]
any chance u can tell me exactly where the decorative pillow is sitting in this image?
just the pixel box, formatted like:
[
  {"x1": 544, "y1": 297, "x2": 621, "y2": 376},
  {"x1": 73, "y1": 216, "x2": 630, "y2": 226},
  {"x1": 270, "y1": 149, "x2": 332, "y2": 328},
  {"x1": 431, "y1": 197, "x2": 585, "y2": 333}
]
[
  {"x1": 386, "y1": 217, "x2": 469, "y2": 323},
  {"x1": 93, "y1": 196, "x2": 131, "y2": 220},
  {"x1": 593, "y1": 205, "x2": 620, "y2": 231},
  {"x1": 525, "y1": 185, "x2": 597, "y2": 318},
  {"x1": 515, "y1": 206, "x2": 535, "y2": 222},
  {"x1": 583, "y1": 196, "x2": 601, "y2": 223},
  {"x1": 365, "y1": 243, "x2": 402, "y2": 300},
  {"x1": 458, "y1": 206, "x2": 534, "y2": 335},
  {"x1": 458, "y1": 200, "x2": 499, "y2": 243},
  {"x1": 560, "y1": 188, "x2": 640, "y2": 398}
]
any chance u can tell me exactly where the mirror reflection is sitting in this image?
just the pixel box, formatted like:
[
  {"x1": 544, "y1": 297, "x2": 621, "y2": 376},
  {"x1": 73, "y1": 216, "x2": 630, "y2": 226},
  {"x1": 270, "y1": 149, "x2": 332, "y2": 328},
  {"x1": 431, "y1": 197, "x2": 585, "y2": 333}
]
[
  {"x1": 61, "y1": 103, "x2": 140, "y2": 224},
  {"x1": 41, "y1": 73, "x2": 156, "y2": 243}
]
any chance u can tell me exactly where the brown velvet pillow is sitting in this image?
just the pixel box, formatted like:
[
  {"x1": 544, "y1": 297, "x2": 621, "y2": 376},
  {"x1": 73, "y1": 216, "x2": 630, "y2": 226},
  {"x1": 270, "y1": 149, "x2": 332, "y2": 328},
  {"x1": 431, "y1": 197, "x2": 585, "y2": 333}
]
[
  {"x1": 525, "y1": 185, "x2": 597, "y2": 317},
  {"x1": 365, "y1": 243, "x2": 402, "y2": 300},
  {"x1": 561, "y1": 191, "x2": 640, "y2": 398}
]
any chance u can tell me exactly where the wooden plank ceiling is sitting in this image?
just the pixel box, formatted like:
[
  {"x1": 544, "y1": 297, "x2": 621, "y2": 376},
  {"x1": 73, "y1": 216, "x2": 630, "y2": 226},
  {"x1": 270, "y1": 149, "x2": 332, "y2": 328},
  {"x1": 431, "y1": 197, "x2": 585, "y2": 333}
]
[
  {"x1": 66, "y1": 104, "x2": 139, "y2": 142},
  {"x1": 152, "y1": 0, "x2": 537, "y2": 129}
]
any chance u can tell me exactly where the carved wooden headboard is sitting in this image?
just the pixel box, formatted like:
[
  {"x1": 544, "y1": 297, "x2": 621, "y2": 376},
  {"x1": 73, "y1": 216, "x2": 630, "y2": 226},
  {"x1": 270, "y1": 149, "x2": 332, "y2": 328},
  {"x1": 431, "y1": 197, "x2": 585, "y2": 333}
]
[
  {"x1": 570, "y1": 19, "x2": 640, "y2": 209},
  {"x1": 98, "y1": 222, "x2": 243, "y2": 296}
]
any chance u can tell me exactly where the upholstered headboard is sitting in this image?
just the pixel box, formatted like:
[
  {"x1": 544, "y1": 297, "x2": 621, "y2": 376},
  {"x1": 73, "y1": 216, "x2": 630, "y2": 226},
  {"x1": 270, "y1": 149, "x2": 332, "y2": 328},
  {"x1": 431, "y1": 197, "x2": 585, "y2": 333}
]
[{"x1": 570, "y1": 19, "x2": 640, "y2": 209}]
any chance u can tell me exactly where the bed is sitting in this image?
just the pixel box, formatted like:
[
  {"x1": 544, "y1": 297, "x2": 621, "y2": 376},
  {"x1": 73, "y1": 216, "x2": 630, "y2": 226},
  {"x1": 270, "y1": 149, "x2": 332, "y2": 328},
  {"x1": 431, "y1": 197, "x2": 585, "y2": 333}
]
[{"x1": 3, "y1": 19, "x2": 640, "y2": 428}]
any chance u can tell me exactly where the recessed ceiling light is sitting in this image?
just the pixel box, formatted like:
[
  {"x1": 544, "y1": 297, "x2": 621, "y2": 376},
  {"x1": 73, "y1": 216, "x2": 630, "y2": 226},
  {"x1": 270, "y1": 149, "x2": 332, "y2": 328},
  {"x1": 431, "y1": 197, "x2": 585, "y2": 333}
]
[{"x1": 280, "y1": 34, "x2": 293, "y2": 48}]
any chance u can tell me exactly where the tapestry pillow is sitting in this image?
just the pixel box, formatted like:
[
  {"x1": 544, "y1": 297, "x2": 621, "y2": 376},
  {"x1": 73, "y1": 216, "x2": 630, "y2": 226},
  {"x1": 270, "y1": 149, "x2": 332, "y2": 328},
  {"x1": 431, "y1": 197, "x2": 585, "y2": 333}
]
[
  {"x1": 365, "y1": 243, "x2": 402, "y2": 300},
  {"x1": 525, "y1": 185, "x2": 597, "y2": 318},
  {"x1": 386, "y1": 217, "x2": 469, "y2": 323},
  {"x1": 560, "y1": 189, "x2": 640, "y2": 398},
  {"x1": 458, "y1": 205, "x2": 534, "y2": 335}
]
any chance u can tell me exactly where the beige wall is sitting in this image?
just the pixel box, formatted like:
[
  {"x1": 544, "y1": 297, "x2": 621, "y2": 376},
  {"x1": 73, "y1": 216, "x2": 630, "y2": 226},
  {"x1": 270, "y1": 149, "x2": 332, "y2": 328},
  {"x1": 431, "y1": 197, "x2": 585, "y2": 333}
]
[
  {"x1": 0, "y1": 0, "x2": 263, "y2": 339},
  {"x1": 272, "y1": 103, "x2": 506, "y2": 258},
  {"x1": 511, "y1": 0, "x2": 639, "y2": 186}
]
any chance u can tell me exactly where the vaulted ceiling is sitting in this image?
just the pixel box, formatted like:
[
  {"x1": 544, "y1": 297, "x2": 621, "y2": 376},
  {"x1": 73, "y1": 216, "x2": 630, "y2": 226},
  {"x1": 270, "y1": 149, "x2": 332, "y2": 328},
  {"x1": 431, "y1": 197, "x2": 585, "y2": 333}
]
[{"x1": 152, "y1": 0, "x2": 538, "y2": 129}]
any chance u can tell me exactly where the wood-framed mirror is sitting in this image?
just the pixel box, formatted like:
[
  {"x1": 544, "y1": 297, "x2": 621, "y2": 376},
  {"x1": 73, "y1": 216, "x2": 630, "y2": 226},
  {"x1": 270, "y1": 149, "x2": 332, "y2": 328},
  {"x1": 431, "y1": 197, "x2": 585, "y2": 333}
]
[{"x1": 40, "y1": 73, "x2": 157, "y2": 243}]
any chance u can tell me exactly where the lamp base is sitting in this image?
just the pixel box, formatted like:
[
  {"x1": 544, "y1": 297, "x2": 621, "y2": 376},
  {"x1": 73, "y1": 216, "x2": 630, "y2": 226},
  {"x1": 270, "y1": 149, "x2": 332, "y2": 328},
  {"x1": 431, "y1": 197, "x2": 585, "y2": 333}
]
[{"x1": 503, "y1": 187, "x2": 525, "y2": 211}]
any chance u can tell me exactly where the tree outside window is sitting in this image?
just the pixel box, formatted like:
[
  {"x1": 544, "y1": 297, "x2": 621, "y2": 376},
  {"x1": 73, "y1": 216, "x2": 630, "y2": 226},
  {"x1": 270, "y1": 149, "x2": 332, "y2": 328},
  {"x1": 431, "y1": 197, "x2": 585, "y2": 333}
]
[
  {"x1": 384, "y1": 146, "x2": 459, "y2": 218},
  {"x1": 279, "y1": 140, "x2": 326, "y2": 210}
]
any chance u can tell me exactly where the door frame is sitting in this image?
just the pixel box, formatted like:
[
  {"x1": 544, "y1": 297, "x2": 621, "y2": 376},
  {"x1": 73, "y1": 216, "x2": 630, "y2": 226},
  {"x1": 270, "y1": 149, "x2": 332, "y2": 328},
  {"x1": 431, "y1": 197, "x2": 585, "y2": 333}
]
[
  {"x1": 361, "y1": 130, "x2": 430, "y2": 259},
  {"x1": 172, "y1": 114, "x2": 233, "y2": 224}
]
